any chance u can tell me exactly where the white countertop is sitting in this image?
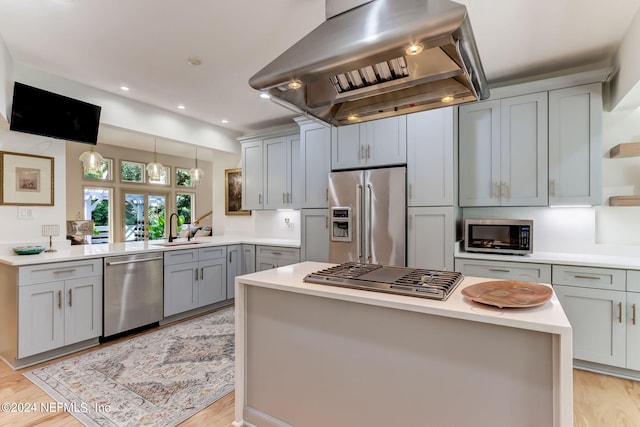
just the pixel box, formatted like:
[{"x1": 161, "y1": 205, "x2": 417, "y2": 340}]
[
  {"x1": 455, "y1": 249, "x2": 640, "y2": 270},
  {"x1": 235, "y1": 261, "x2": 572, "y2": 336},
  {"x1": 0, "y1": 234, "x2": 300, "y2": 266}
]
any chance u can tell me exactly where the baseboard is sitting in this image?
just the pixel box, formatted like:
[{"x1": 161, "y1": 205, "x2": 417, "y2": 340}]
[{"x1": 574, "y1": 359, "x2": 640, "y2": 381}]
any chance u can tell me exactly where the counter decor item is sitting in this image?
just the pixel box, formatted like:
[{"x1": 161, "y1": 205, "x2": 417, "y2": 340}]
[
  {"x1": 42, "y1": 224, "x2": 60, "y2": 253},
  {"x1": 461, "y1": 280, "x2": 553, "y2": 308},
  {"x1": 13, "y1": 245, "x2": 45, "y2": 255},
  {"x1": 225, "y1": 168, "x2": 250, "y2": 216},
  {"x1": 0, "y1": 151, "x2": 54, "y2": 206}
]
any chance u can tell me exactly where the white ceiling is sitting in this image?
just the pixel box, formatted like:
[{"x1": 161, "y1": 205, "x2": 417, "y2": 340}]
[{"x1": 0, "y1": 0, "x2": 639, "y2": 147}]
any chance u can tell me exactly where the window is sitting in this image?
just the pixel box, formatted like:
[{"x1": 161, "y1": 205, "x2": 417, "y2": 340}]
[
  {"x1": 83, "y1": 158, "x2": 112, "y2": 181},
  {"x1": 83, "y1": 187, "x2": 112, "y2": 244},
  {"x1": 120, "y1": 160, "x2": 145, "y2": 183},
  {"x1": 176, "y1": 167, "x2": 193, "y2": 187},
  {"x1": 123, "y1": 191, "x2": 168, "y2": 241},
  {"x1": 176, "y1": 192, "x2": 195, "y2": 224}
]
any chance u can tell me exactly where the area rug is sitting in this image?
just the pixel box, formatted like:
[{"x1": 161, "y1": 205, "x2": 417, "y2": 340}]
[{"x1": 24, "y1": 307, "x2": 234, "y2": 427}]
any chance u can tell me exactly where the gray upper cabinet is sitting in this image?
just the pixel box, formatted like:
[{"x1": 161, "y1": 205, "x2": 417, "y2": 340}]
[
  {"x1": 548, "y1": 83, "x2": 602, "y2": 206},
  {"x1": 241, "y1": 139, "x2": 263, "y2": 210},
  {"x1": 407, "y1": 108, "x2": 454, "y2": 207},
  {"x1": 241, "y1": 131, "x2": 299, "y2": 211},
  {"x1": 331, "y1": 116, "x2": 407, "y2": 170},
  {"x1": 459, "y1": 92, "x2": 548, "y2": 207},
  {"x1": 297, "y1": 119, "x2": 331, "y2": 208}
]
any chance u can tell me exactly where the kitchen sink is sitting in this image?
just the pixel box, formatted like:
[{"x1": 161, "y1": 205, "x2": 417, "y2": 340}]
[{"x1": 152, "y1": 241, "x2": 205, "y2": 247}]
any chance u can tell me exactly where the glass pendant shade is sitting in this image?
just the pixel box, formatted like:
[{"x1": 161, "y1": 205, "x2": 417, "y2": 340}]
[
  {"x1": 190, "y1": 147, "x2": 204, "y2": 185},
  {"x1": 79, "y1": 148, "x2": 104, "y2": 174},
  {"x1": 146, "y1": 139, "x2": 164, "y2": 180}
]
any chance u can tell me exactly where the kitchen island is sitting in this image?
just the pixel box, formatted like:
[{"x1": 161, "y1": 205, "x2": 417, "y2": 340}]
[{"x1": 233, "y1": 261, "x2": 573, "y2": 427}]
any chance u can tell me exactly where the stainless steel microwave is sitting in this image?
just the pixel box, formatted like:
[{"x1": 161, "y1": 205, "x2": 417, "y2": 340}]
[{"x1": 464, "y1": 219, "x2": 533, "y2": 255}]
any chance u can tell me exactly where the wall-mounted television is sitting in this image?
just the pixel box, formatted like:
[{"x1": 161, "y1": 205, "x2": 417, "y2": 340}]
[{"x1": 9, "y1": 82, "x2": 102, "y2": 145}]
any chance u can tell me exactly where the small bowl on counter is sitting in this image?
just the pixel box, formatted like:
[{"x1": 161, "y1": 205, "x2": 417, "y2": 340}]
[{"x1": 13, "y1": 246, "x2": 46, "y2": 255}]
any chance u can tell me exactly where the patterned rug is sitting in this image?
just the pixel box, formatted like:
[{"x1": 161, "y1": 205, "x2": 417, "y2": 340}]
[{"x1": 24, "y1": 307, "x2": 234, "y2": 427}]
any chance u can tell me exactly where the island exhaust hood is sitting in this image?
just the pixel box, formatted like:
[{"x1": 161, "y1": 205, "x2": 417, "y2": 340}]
[{"x1": 249, "y1": 0, "x2": 490, "y2": 126}]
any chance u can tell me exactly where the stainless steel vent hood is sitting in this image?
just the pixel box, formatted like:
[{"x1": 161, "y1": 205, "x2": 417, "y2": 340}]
[{"x1": 249, "y1": 0, "x2": 489, "y2": 126}]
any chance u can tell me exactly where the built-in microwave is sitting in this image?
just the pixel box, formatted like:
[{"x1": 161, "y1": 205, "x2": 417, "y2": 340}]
[{"x1": 464, "y1": 219, "x2": 533, "y2": 255}]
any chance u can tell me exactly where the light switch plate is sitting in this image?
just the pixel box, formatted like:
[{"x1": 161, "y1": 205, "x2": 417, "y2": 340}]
[{"x1": 18, "y1": 207, "x2": 33, "y2": 219}]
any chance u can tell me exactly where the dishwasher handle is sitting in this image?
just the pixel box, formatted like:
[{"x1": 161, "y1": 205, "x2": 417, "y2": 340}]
[{"x1": 106, "y1": 256, "x2": 164, "y2": 266}]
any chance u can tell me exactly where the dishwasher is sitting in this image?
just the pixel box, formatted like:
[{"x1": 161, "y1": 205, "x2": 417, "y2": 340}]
[{"x1": 103, "y1": 252, "x2": 164, "y2": 338}]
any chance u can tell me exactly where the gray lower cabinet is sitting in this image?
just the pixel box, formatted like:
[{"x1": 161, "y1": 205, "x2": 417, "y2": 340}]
[
  {"x1": 227, "y1": 244, "x2": 257, "y2": 299},
  {"x1": 256, "y1": 245, "x2": 300, "y2": 271},
  {"x1": 164, "y1": 246, "x2": 227, "y2": 317},
  {"x1": 301, "y1": 209, "x2": 329, "y2": 262},
  {"x1": 17, "y1": 259, "x2": 103, "y2": 359}
]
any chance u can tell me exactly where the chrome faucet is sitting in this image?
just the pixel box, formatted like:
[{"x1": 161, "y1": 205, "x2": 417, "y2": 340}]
[{"x1": 168, "y1": 213, "x2": 179, "y2": 242}]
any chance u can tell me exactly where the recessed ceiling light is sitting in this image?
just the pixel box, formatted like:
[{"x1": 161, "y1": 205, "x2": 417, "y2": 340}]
[
  {"x1": 288, "y1": 80, "x2": 302, "y2": 90},
  {"x1": 259, "y1": 93, "x2": 270, "y2": 99},
  {"x1": 177, "y1": 105, "x2": 186, "y2": 110},
  {"x1": 221, "y1": 119, "x2": 229, "y2": 124},
  {"x1": 186, "y1": 58, "x2": 202, "y2": 66},
  {"x1": 120, "y1": 86, "x2": 129, "y2": 91},
  {"x1": 405, "y1": 43, "x2": 424, "y2": 56}
]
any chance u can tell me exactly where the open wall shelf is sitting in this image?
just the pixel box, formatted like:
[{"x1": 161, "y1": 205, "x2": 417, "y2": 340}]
[{"x1": 609, "y1": 142, "x2": 640, "y2": 206}]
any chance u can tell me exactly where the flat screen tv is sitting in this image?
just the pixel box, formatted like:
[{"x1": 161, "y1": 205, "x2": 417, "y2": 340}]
[{"x1": 9, "y1": 82, "x2": 101, "y2": 145}]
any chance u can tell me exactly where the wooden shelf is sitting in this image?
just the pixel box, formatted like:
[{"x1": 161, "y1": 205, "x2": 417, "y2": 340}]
[
  {"x1": 610, "y1": 142, "x2": 640, "y2": 158},
  {"x1": 609, "y1": 196, "x2": 640, "y2": 206}
]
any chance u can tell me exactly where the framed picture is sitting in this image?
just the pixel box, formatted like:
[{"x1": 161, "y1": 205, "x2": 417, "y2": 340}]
[
  {"x1": 0, "y1": 151, "x2": 54, "y2": 206},
  {"x1": 225, "y1": 168, "x2": 250, "y2": 216}
]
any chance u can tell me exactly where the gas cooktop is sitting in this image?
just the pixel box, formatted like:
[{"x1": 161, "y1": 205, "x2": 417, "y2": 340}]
[{"x1": 303, "y1": 262, "x2": 464, "y2": 301}]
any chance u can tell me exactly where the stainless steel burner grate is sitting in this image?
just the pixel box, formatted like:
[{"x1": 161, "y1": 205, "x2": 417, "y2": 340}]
[{"x1": 304, "y1": 262, "x2": 463, "y2": 300}]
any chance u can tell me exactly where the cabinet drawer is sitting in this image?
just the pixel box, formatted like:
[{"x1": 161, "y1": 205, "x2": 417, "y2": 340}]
[
  {"x1": 627, "y1": 270, "x2": 640, "y2": 292},
  {"x1": 552, "y1": 265, "x2": 625, "y2": 291},
  {"x1": 164, "y1": 249, "x2": 199, "y2": 266},
  {"x1": 18, "y1": 259, "x2": 103, "y2": 286},
  {"x1": 256, "y1": 246, "x2": 300, "y2": 262},
  {"x1": 454, "y1": 259, "x2": 551, "y2": 283},
  {"x1": 199, "y1": 246, "x2": 227, "y2": 261},
  {"x1": 256, "y1": 257, "x2": 299, "y2": 271}
]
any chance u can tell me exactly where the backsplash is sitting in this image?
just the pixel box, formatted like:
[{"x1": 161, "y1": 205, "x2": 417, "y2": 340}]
[{"x1": 221, "y1": 210, "x2": 301, "y2": 240}]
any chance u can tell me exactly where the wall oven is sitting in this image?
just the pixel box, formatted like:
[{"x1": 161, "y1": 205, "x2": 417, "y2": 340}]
[{"x1": 464, "y1": 219, "x2": 533, "y2": 255}]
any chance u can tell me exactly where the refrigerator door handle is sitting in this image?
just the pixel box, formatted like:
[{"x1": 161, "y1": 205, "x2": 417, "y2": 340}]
[
  {"x1": 366, "y1": 184, "x2": 373, "y2": 263},
  {"x1": 356, "y1": 184, "x2": 363, "y2": 261}
]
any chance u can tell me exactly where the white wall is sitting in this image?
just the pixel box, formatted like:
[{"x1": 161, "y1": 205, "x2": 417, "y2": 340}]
[
  {"x1": 609, "y1": 5, "x2": 640, "y2": 111},
  {"x1": 0, "y1": 129, "x2": 67, "y2": 247}
]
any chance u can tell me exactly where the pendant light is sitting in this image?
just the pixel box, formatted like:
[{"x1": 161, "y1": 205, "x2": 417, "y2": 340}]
[
  {"x1": 146, "y1": 138, "x2": 164, "y2": 181},
  {"x1": 190, "y1": 146, "x2": 204, "y2": 186},
  {"x1": 79, "y1": 146, "x2": 104, "y2": 175}
]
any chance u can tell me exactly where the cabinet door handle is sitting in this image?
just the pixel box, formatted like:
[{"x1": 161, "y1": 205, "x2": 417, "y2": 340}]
[
  {"x1": 325, "y1": 215, "x2": 329, "y2": 229},
  {"x1": 366, "y1": 144, "x2": 371, "y2": 159},
  {"x1": 271, "y1": 251, "x2": 282, "y2": 256},
  {"x1": 358, "y1": 145, "x2": 363, "y2": 160},
  {"x1": 195, "y1": 269, "x2": 199, "y2": 281},
  {"x1": 68, "y1": 289, "x2": 72, "y2": 307},
  {"x1": 201, "y1": 267, "x2": 204, "y2": 281},
  {"x1": 326, "y1": 188, "x2": 329, "y2": 201},
  {"x1": 489, "y1": 268, "x2": 510, "y2": 273},
  {"x1": 550, "y1": 180, "x2": 557, "y2": 197},
  {"x1": 283, "y1": 193, "x2": 286, "y2": 203},
  {"x1": 633, "y1": 304, "x2": 637, "y2": 326},
  {"x1": 54, "y1": 269, "x2": 77, "y2": 275},
  {"x1": 574, "y1": 275, "x2": 600, "y2": 280},
  {"x1": 618, "y1": 302, "x2": 623, "y2": 324},
  {"x1": 229, "y1": 252, "x2": 233, "y2": 263},
  {"x1": 58, "y1": 290, "x2": 62, "y2": 310}
]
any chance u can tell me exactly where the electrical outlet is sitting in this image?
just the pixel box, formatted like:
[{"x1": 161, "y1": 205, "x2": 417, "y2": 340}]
[{"x1": 287, "y1": 221, "x2": 295, "y2": 230}]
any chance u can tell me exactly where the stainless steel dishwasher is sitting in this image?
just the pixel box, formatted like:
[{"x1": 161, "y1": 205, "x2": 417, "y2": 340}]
[{"x1": 103, "y1": 252, "x2": 164, "y2": 338}]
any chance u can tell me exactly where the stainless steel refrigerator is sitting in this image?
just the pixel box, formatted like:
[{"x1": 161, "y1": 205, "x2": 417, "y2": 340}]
[{"x1": 328, "y1": 166, "x2": 406, "y2": 266}]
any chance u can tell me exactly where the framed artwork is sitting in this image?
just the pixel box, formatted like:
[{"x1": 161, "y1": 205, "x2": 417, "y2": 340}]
[
  {"x1": 225, "y1": 168, "x2": 250, "y2": 216},
  {"x1": 0, "y1": 151, "x2": 54, "y2": 206}
]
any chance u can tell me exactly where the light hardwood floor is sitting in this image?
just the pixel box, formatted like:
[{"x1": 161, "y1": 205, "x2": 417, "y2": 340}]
[{"x1": 1, "y1": 316, "x2": 639, "y2": 426}]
